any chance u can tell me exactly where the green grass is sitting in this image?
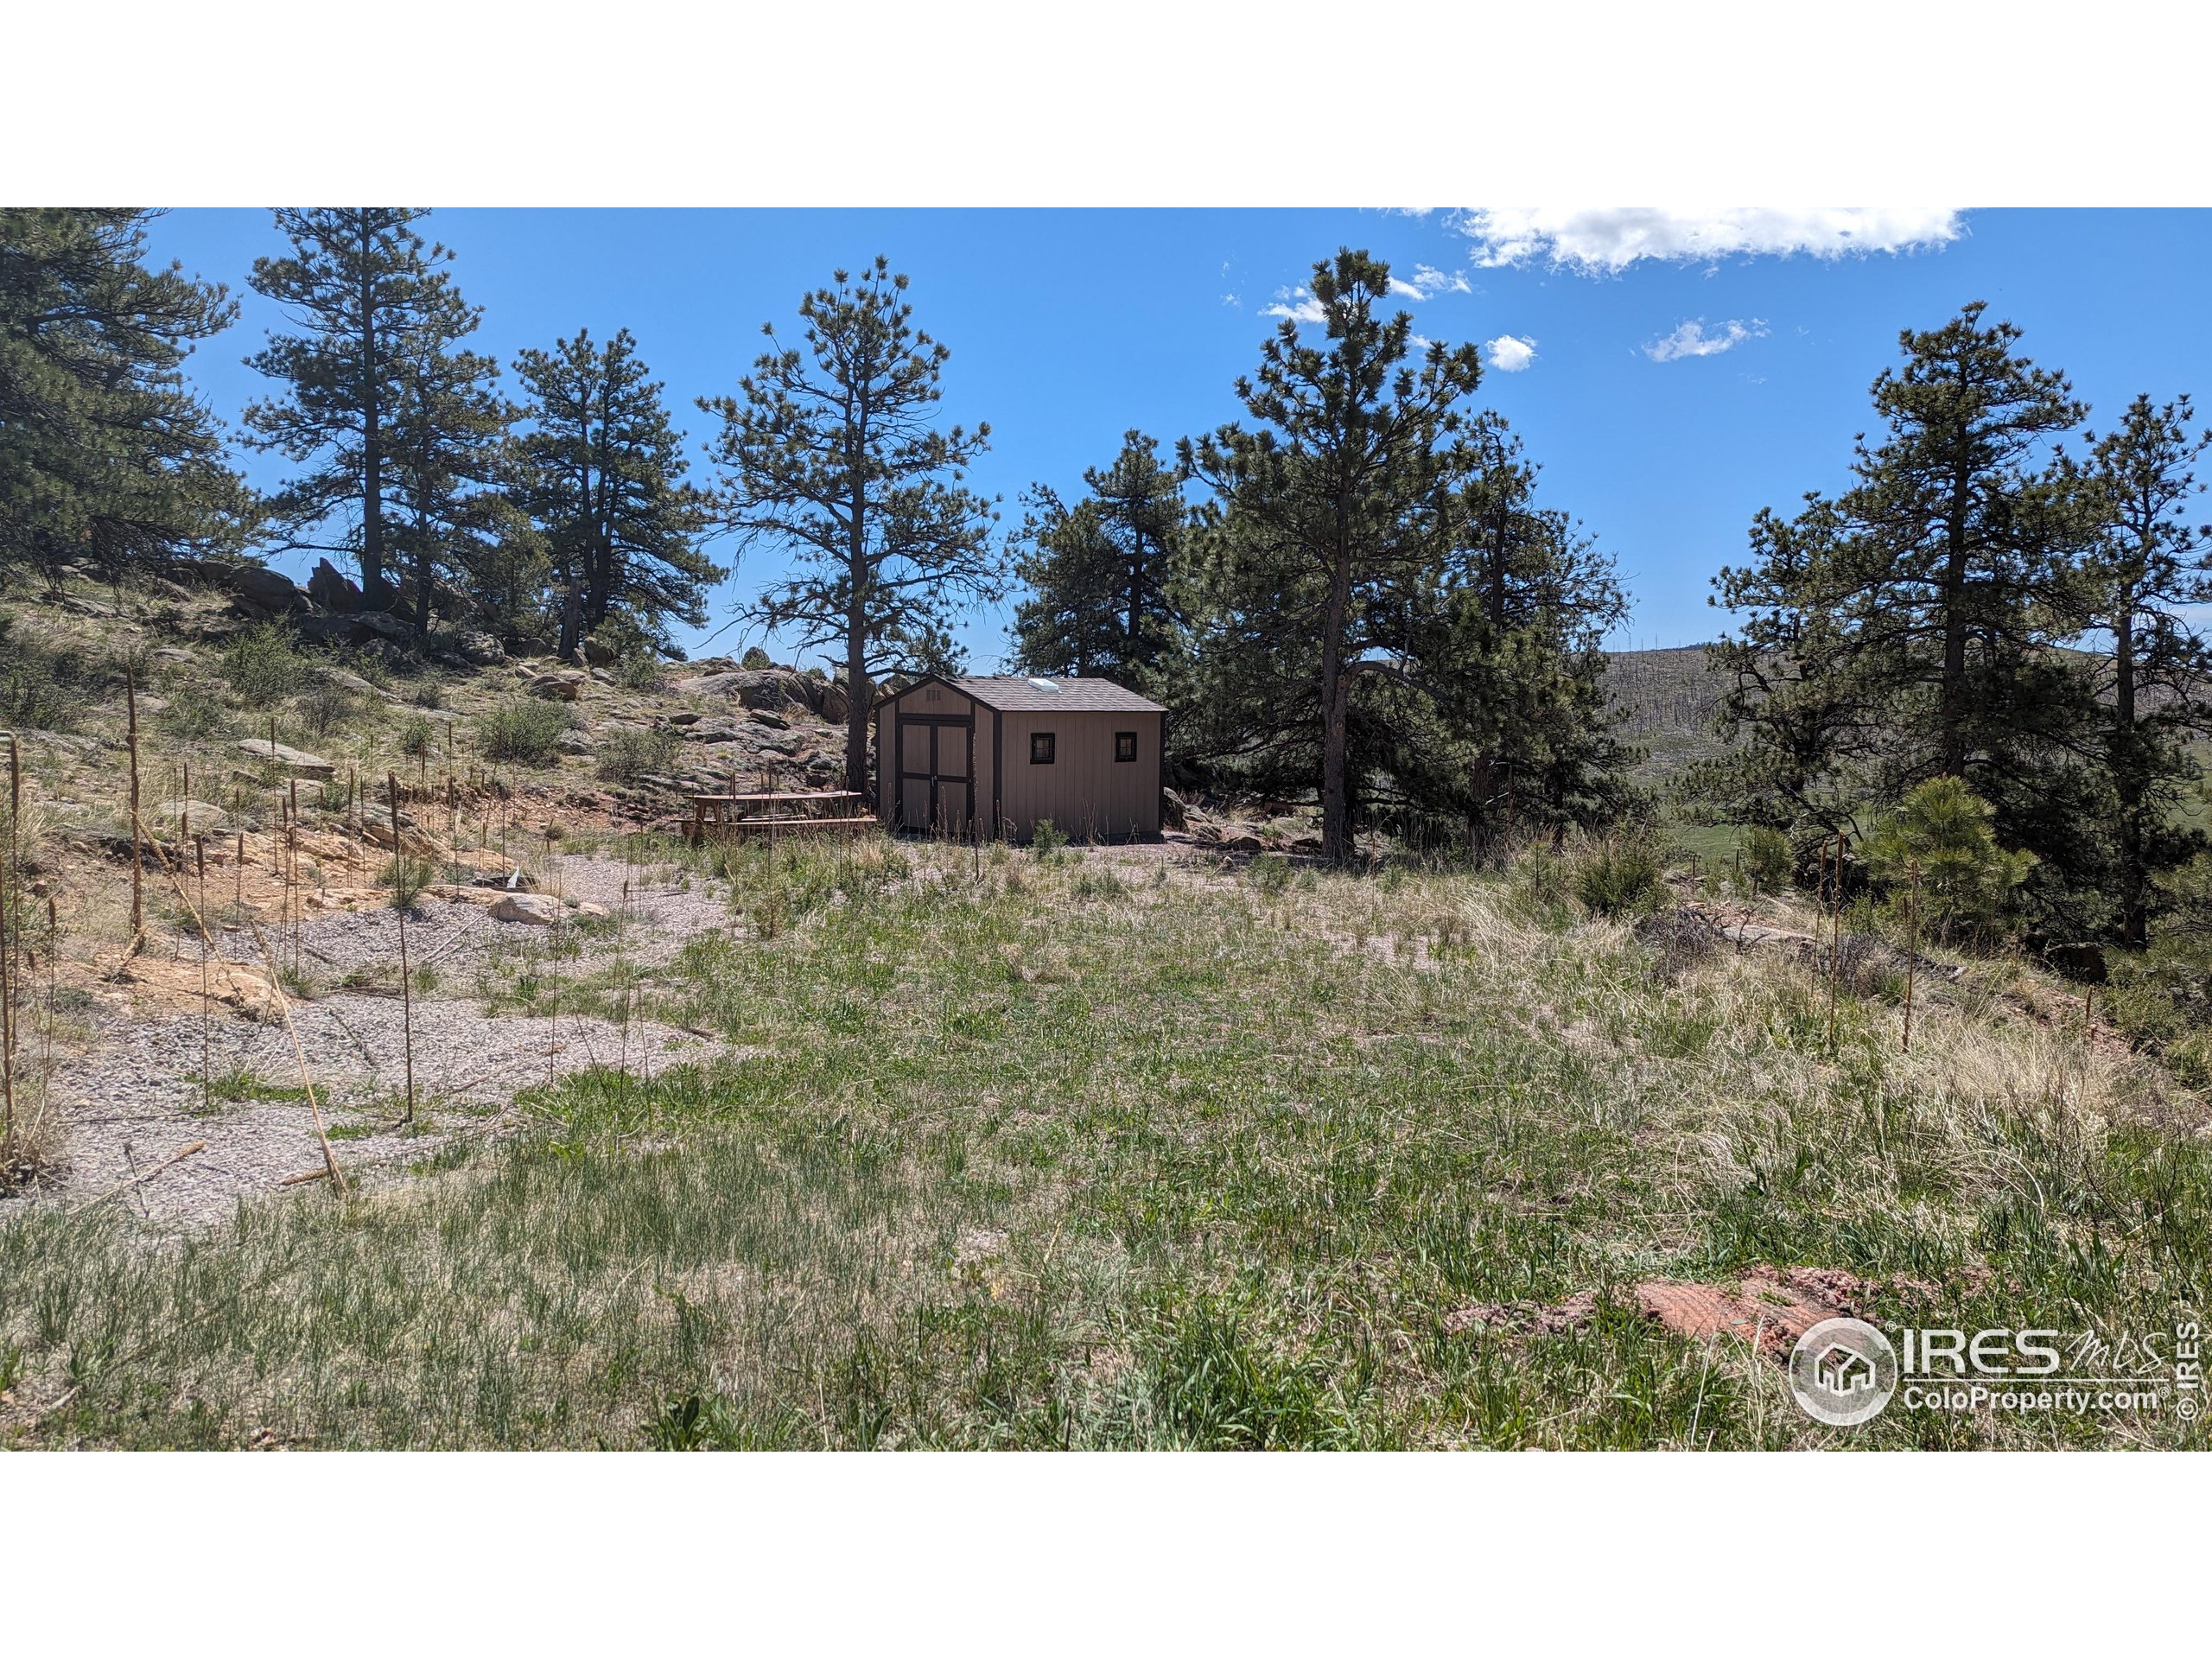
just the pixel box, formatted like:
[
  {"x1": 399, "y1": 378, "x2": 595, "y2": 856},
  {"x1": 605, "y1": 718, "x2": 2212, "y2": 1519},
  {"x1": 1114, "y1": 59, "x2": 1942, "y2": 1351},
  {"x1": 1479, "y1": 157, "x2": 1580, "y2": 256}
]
[{"x1": 2, "y1": 840, "x2": 2205, "y2": 1448}]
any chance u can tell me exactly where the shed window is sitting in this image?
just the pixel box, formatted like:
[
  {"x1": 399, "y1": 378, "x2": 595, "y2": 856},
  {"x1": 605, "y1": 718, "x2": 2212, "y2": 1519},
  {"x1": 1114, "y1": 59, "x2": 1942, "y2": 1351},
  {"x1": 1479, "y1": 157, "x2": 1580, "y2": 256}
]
[
  {"x1": 1029, "y1": 731, "x2": 1056, "y2": 765},
  {"x1": 1115, "y1": 731, "x2": 1138, "y2": 763}
]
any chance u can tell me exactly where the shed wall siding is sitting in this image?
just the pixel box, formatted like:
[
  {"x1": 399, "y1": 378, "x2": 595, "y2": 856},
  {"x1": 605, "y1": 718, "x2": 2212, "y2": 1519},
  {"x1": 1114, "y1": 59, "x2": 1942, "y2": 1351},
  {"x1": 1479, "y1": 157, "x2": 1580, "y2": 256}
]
[{"x1": 995, "y1": 709, "x2": 1161, "y2": 840}]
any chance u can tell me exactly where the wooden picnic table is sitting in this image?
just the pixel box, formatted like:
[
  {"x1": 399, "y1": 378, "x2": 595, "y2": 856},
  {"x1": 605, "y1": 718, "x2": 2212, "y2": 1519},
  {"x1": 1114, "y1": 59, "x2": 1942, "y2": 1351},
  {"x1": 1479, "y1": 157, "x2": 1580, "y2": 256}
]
[{"x1": 686, "y1": 788, "x2": 874, "y2": 844}]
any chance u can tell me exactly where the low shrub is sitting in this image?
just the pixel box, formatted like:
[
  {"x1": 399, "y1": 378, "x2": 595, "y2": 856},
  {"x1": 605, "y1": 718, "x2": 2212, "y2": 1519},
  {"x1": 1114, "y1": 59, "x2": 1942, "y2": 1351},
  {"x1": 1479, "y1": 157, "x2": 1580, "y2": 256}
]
[
  {"x1": 293, "y1": 680, "x2": 358, "y2": 740},
  {"x1": 1741, "y1": 826, "x2": 1793, "y2": 897},
  {"x1": 1573, "y1": 840, "x2": 1667, "y2": 919},
  {"x1": 476, "y1": 699, "x2": 569, "y2": 766},
  {"x1": 614, "y1": 653, "x2": 665, "y2": 692},
  {"x1": 0, "y1": 613, "x2": 98, "y2": 731},
  {"x1": 155, "y1": 684, "x2": 235, "y2": 741},
  {"x1": 222, "y1": 622, "x2": 306, "y2": 705},
  {"x1": 596, "y1": 727, "x2": 681, "y2": 785}
]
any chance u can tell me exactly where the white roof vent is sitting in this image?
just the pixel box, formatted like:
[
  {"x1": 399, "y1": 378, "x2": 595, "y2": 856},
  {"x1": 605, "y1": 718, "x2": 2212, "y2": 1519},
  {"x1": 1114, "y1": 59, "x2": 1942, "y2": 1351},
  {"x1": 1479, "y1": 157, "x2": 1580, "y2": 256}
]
[{"x1": 1027, "y1": 677, "x2": 1060, "y2": 691}]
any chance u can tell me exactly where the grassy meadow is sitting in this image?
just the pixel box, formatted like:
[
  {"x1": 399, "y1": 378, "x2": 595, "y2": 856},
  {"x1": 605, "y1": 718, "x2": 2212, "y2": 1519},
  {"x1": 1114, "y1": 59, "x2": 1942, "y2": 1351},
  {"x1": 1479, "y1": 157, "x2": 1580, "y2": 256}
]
[{"x1": 3, "y1": 833, "x2": 2206, "y2": 1449}]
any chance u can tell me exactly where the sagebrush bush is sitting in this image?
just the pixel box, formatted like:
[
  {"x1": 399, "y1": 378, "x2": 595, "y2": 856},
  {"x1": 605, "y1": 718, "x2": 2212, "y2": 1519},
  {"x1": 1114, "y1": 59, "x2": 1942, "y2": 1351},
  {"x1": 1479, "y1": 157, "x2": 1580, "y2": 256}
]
[
  {"x1": 155, "y1": 685, "x2": 235, "y2": 741},
  {"x1": 293, "y1": 680, "x2": 357, "y2": 739},
  {"x1": 222, "y1": 622, "x2": 306, "y2": 705},
  {"x1": 1573, "y1": 840, "x2": 1666, "y2": 918},
  {"x1": 596, "y1": 727, "x2": 681, "y2": 784},
  {"x1": 1742, "y1": 826, "x2": 1793, "y2": 896},
  {"x1": 476, "y1": 699, "x2": 569, "y2": 766},
  {"x1": 0, "y1": 613, "x2": 97, "y2": 731},
  {"x1": 615, "y1": 653, "x2": 665, "y2": 692}
]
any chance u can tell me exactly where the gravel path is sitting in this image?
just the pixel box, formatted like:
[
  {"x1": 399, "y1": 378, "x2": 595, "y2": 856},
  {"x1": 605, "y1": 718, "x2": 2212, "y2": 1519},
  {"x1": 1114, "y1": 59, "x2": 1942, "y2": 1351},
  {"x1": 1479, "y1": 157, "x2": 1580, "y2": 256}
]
[{"x1": 34, "y1": 853, "x2": 741, "y2": 1231}]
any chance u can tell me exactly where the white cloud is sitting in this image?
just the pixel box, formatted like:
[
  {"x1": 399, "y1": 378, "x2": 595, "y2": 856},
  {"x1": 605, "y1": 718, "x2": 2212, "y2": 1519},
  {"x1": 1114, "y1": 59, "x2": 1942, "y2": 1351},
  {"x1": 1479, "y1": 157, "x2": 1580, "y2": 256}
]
[
  {"x1": 1457, "y1": 208, "x2": 1963, "y2": 273},
  {"x1": 1642, "y1": 318, "x2": 1766, "y2": 362},
  {"x1": 1485, "y1": 334, "x2": 1538, "y2": 372},
  {"x1": 1388, "y1": 277, "x2": 1427, "y2": 299},
  {"x1": 1409, "y1": 264, "x2": 1471, "y2": 296},
  {"x1": 1261, "y1": 284, "x2": 1327, "y2": 323}
]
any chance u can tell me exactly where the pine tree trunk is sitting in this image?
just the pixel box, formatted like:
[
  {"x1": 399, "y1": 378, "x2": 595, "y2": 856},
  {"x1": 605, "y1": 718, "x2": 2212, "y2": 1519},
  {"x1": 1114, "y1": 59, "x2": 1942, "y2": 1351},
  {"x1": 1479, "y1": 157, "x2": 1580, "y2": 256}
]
[
  {"x1": 358, "y1": 214, "x2": 387, "y2": 608},
  {"x1": 1319, "y1": 537, "x2": 1354, "y2": 864},
  {"x1": 2115, "y1": 595, "x2": 2146, "y2": 949},
  {"x1": 846, "y1": 484, "x2": 871, "y2": 799},
  {"x1": 1939, "y1": 477, "x2": 1971, "y2": 778}
]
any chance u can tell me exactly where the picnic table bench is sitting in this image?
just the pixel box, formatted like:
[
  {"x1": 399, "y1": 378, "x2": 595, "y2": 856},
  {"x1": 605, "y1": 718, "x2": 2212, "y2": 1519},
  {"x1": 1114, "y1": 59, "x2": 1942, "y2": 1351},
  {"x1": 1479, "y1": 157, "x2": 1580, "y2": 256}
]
[{"x1": 685, "y1": 789, "x2": 874, "y2": 844}]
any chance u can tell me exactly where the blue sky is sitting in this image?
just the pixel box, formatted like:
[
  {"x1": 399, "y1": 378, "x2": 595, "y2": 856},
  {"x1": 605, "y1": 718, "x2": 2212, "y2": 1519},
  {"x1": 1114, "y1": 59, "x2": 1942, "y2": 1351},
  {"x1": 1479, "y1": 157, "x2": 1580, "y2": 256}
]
[{"x1": 142, "y1": 208, "x2": 2212, "y2": 667}]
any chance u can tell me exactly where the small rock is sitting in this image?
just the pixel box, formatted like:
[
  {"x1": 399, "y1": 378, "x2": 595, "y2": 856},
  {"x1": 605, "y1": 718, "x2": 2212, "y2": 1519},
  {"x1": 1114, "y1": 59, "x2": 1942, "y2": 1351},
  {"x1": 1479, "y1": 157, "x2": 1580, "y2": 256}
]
[{"x1": 574, "y1": 901, "x2": 613, "y2": 920}]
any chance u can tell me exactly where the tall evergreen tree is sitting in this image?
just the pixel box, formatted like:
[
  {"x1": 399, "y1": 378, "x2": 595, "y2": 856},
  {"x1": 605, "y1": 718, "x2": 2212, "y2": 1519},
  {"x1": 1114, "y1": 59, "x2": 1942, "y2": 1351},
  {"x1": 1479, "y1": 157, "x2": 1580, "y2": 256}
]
[
  {"x1": 700, "y1": 257, "x2": 1001, "y2": 795},
  {"x1": 1437, "y1": 415, "x2": 1631, "y2": 847},
  {"x1": 1010, "y1": 429, "x2": 1187, "y2": 700},
  {"x1": 0, "y1": 209, "x2": 246, "y2": 582},
  {"x1": 1182, "y1": 249, "x2": 1484, "y2": 861},
  {"x1": 512, "y1": 328, "x2": 719, "y2": 660},
  {"x1": 2078, "y1": 395, "x2": 2212, "y2": 946},
  {"x1": 1702, "y1": 303, "x2": 2101, "y2": 900},
  {"x1": 385, "y1": 289, "x2": 514, "y2": 641},
  {"x1": 244, "y1": 208, "x2": 459, "y2": 608}
]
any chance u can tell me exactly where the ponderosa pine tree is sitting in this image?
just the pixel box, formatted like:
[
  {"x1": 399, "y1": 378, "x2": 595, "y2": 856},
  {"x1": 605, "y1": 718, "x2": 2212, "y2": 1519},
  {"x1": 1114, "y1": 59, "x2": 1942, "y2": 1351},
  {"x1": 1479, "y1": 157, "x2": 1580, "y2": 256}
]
[
  {"x1": 1182, "y1": 249, "x2": 1484, "y2": 862},
  {"x1": 512, "y1": 328, "x2": 720, "y2": 661},
  {"x1": 244, "y1": 208, "x2": 461, "y2": 609},
  {"x1": 1701, "y1": 303, "x2": 2103, "y2": 900},
  {"x1": 700, "y1": 257, "x2": 1001, "y2": 795},
  {"x1": 2077, "y1": 395, "x2": 2212, "y2": 947},
  {"x1": 1433, "y1": 415, "x2": 1630, "y2": 849},
  {"x1": 1010, "y1": 429, "x2": 1188, "y2": 701},
  {"x1": 385, "y1": 286, "x2": 516, "y2": 642},
  {"x1": 0, "y1": 209, "x2": 247, "y2": 582}
]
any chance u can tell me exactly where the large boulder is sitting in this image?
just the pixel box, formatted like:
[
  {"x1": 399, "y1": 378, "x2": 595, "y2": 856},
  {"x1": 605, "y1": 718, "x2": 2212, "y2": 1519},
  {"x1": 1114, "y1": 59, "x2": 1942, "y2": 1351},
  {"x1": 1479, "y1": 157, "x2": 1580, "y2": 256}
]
[
  {"x1": 818, "y1": 679, "x2": 852, "y2": 724},
  {"x1": 678, "y1": 667, "x2": 816, "y2": 714},
  {"x1": 490, "y1": 892, "x2": 565, "y2": 926},
  {"x1": 235, "y1": 737, "x2": 335, "y2": 779},
  {"x1": 307, "y1": 558, "x2": 362, "y2": 613},
  {"x1": 154, "y1": 798, "x2": 232, "y2": 832},
  {"x1": 529, "y1": 671, "x2": 587, "y2": 702},
  {"x1": 455, "y1": 628, "x2": 505, "y2": 667},
  {"x1": 295, "y1": 611, "x2": 410, "y2": 650},
  {"x1": 225, "y1": 563, "x2": 308, "y2": 617}
]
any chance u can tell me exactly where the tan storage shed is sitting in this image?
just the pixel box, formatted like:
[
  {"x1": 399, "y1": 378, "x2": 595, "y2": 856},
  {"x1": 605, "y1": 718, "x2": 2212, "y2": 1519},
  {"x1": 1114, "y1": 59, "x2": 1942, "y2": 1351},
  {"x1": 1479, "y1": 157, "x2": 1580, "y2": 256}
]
[{"x1": 874, "y1": 674, "x2": 1166, "y2": 842}]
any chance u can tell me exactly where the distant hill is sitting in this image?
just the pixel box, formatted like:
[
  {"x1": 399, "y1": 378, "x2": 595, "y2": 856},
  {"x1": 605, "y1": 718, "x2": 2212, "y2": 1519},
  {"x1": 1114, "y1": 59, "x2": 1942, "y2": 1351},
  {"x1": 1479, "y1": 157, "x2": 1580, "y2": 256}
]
[{"x1": 1601, "y1": 645, "x2": 1732, "y2": 790}]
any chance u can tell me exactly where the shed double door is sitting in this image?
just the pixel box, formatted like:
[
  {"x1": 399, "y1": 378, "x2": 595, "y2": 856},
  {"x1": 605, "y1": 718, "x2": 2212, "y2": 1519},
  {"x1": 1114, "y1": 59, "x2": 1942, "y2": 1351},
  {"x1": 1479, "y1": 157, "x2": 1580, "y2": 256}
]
[{"x1": 898, "y1": 717, "x2": 971, "y2": 836}]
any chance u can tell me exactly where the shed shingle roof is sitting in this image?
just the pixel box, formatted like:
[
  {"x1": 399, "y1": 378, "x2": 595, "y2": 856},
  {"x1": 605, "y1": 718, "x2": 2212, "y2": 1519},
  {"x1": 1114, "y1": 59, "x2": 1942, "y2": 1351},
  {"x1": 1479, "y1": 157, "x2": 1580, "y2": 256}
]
[{"x1": 948, "y1": 675, "x2": 1166, "y2": 714}]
